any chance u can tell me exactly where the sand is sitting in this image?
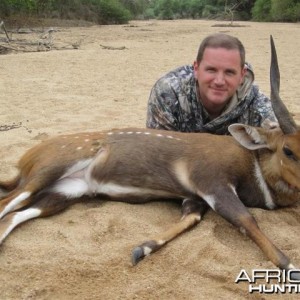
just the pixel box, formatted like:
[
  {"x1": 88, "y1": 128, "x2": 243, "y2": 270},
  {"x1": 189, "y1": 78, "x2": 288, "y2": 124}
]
[{"x1": 1, "y1": 19, "x2": 300, "y2": 299}]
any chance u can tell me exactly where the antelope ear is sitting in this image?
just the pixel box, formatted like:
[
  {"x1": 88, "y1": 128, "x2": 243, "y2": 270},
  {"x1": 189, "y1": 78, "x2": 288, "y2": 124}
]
[{"x1": 228, "y1": 124, "x2": 269, "y2": 150}]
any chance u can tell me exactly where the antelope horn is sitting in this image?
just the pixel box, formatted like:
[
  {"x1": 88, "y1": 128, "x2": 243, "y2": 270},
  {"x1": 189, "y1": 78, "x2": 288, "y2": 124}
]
[{"x1": 270, "y1": 35, "x2": 297, "y2": 134}]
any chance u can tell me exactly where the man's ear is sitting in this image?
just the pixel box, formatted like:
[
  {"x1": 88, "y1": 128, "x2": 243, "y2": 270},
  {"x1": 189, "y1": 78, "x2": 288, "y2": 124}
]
[
  {"x1": 193, "y1": 61, "x2": 199, "y2": 76},
  {"x1": 228, "y1": 124, "x2": 270, "y2": 150},
  {"x1": 240, "y1": 65, "x2": 247, "y2": 84}
]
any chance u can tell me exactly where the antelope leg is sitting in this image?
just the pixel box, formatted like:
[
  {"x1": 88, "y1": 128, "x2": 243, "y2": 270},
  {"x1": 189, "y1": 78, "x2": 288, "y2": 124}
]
[
  {"x1": 201, "y1": 185, "x2": 297, "y2": 274},
  {"x1": 132, "y1": 198, "x2": 208, "y2": 265},
  {"x1": 0, "y1": 192, "x2": 81, "y2": 245}
]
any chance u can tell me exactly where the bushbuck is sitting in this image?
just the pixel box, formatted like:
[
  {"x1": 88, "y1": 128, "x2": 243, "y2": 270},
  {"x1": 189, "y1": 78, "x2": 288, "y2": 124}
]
[{"x1": 0, "y1": 36, "x2": 299, "y2": 279}]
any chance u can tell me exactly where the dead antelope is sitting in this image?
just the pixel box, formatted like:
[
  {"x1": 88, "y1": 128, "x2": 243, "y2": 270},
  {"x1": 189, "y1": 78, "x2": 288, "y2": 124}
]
[{"x1": 0, "y1": 36, "x2": 299, "y2": 279}]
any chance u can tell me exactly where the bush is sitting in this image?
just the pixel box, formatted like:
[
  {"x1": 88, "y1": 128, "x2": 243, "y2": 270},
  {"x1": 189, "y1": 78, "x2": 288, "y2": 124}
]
[
  {"x1": 271, "y1": 0, "x2": 300, "y2": 22},
  {"x1": 251, "y1": 0, "x2": 272, "y2": 21},
  {"x1": 202, "y1": 5, "x2": 221, "y2": 19},
  {"x1": 0, "y1": 0, "x2": 132, "y2": 25},
  {"x1": 95, "y1": 0, "x2": 131, "y2": 24},
  {"x1": 252, "y1": 0, "x2": 300, "y2": 22},
  {"x1": 143, "y1": 8, "x2": 155, "y2": 20},
  {"x1": 0, "y1": 0, "x2": 37, "y2": 17}
]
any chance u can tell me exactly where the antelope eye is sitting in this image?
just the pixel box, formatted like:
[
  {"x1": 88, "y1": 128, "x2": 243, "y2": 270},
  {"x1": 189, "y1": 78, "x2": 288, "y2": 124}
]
[{"x1": 283, "y1": 146, "x2": 296, "y2": 161}]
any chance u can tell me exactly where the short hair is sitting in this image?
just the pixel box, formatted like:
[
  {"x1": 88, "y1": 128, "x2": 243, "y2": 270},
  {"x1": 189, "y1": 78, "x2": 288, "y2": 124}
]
[{"x1": 196, "y1": 33, "x2": 245, "y2": 67}]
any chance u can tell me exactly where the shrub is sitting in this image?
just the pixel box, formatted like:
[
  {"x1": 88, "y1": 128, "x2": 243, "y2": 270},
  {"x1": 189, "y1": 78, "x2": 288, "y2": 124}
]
[{"x1": 251, "y1": 0, "x2": 272, "y2": 21}]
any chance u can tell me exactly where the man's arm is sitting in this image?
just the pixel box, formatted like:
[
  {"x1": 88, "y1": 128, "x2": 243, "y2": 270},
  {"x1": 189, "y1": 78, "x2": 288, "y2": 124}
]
[
  {"x1": 253, "y1": 88, "x2": 279, "y2": 129},
  {"x1": 146, "y1": 80, "x2": 180, "y2": 130}
]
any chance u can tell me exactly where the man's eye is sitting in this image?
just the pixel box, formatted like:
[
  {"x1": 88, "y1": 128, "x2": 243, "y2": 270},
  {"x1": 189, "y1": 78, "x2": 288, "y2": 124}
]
[{"x1": 226, "y1": 70, "x2": 236, "y2": 75}]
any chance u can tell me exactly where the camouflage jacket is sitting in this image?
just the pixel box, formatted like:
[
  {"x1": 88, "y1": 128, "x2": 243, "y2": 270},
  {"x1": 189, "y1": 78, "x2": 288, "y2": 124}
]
[{"x1": 146, "y1": 64, "x2": 278, "y2": 134}]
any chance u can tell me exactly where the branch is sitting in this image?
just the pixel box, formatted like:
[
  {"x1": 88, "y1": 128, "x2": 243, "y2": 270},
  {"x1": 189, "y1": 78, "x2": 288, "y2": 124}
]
[
  {"x1": 100, "y1": 44, "x2": 127, "y2": 50},
  {"x1": 0, "y1": 20, "x2": 10, "y2": 42}
]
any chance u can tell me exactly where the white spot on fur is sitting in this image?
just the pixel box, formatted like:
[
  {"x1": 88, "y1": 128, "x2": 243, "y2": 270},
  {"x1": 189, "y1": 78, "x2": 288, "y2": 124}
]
[
  {"x1": 195, "y1": 188, "x2": 216, "y2": 210},
  {"x1": 84, "y1": 139, "x2": 90, "y2": 142},
  {"x1": 126, "y1": 132, "x2": 133, "y2": 134},
  {"x1": 254, "y1": 159, "x2": 276, "y2": 209},
  {"x1": 0, "y1": 208, "x2": 41, "y2": 244},
  {"x1": 77, "y1": 147, "x2": 82, "y2": 150},
  {"x1": 0, "y1": 191, "x2": 31, "y2": 219},
  {"x1": 118, "y1": 132, "x2": 124, "y2": 135},
  {"x1": 156, "y1": 134, "x2": 163, "y2": 137},
  {"x1": 202, "y1": 195, "x2": 216, "y2": 210},
  {"x1": 143, "y1": 246, "x2": 152, "y2": 256},
  {"x1": 74, "y1": 136, "x2": 79, "y2": 139},
  {"x1": 144, "y1": 132, "x2": 150, "y2": 135},
  {"x1": 166, "y1": 135, "x2": 173, "y2": 139},
  {"x1": 53, "y1": 178, "x2": 89, "y2": 197},
  {"x1": 107, "y1": 132, "x2": 113, "y2": 135},
  {"x1": 228, "y1": 184, "x2": 238, "y2": 196},
  {"x1": 288, "y1": 263, "x2": 296, "y2": 269},
  {"x1": 61, "y1": 145, "x2": 66, "y2": 149},
  {"x1": 157, "y1": 240, "x2": 165, "y2": 245},
  {"x1": 92, "y1": 182, "x2": 175, "y2": 198},
  {"x1": 96, "y1": 183, "x2": 142, "y2": 195},
  {"x1": 173, "y1": 160, "x2": 194, "y2": 193},
  {"x1": 180, "y1": 213, "x2": 202, "y2": 222}
]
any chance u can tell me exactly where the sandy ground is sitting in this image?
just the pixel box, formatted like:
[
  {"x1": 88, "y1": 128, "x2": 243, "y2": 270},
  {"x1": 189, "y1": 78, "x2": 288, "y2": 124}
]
[{"x1": 1, "y1": 19, "x2": 300, "y2": 299}]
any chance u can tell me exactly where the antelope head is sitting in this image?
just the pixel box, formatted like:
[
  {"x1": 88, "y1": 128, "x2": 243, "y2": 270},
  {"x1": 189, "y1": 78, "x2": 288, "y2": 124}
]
[{"x1": 229, "y1": 36, "x2": 300, "y2": 207}]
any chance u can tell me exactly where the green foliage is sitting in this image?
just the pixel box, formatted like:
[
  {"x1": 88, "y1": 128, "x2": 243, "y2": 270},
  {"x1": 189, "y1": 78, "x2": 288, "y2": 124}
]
[
  {"x1": 94, "y1": 0, "x2": 132, "y2": 24},
  {"x1": 252, "y1": 0, "x2": 300, "y2": 22},
  {"x1": 143, "y1": 7, "x2": 156, "y2": 19},
  {"x1": 202, "y1": 4, "x2": 221, "y2": 19},
  {"x1": 0, "y1": 0, "x2": 37, "y2": 16},
  {"x1": 252, "y1": 0, "x2": 272, "y2": 21},
  {"x1": 190, "y1": 0, "x2": 205, "y2": 19},
  {"x1": 271, "y1": 0, "x2": 300, "y2": 22},
  {"x1": 231, "y1": 0, "x2": 256, "y2": 20},
  {"x1": 121, "y1": 0, "x2": 148, "y2": 18},
  {"x1": 0, "y1": 0, "x2": 132, "y2": 24},
  {"x1": 151, "y1": 0, "x2": 174, "y2": 20},
  {"x1": 0, "y1": 0, "x2": 299, "y2": 24},
  {"x1": 148, "y1": 0, "x2": 256, "y2": 21}
]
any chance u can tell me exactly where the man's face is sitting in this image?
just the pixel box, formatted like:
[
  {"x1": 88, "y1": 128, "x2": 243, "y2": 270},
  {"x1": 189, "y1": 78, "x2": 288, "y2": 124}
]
[{"x1": 193, "y1": 47, "x2": 246, "y2": 116}]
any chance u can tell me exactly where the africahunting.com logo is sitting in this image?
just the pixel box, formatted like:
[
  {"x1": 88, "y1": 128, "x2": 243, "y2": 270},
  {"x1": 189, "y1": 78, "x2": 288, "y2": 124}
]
[{"x1": 235, "y1": 269, "x2": 300, "y2": 294}]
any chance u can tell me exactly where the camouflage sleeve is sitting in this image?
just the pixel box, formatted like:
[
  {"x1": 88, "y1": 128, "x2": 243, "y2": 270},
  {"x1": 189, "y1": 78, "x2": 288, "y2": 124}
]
[
  {"x1": 252, "y1": 87, "x2": 279, "y2": 129},
  {"x1": 146, "y1": 79, "x2": 179, "y2": 130}
]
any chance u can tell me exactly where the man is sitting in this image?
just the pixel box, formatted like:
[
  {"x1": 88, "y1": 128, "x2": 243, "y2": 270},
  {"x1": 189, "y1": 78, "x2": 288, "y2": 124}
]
[{"x1": 146, "y1": 33, "x2": 277, "y2": 134}]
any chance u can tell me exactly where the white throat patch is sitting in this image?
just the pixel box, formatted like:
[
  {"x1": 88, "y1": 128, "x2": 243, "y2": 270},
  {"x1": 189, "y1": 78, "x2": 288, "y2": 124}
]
[{"x1": 254, "y1": 159, "x2": 276, "y2": 209}]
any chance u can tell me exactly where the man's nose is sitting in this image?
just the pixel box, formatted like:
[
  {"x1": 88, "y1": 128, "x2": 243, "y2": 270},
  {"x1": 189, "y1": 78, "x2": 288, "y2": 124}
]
[{"x1": 214, "y1": 72, "x2": 225, "y2": 85}]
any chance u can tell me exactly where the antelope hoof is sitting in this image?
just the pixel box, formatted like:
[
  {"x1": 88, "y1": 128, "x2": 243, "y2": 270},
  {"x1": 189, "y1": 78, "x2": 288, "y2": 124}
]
[
  {"x1": 289, "y1": 269, "x2": 300, "y2": 281},
  {"x1": 131, "y1": 240, "x2": 159, "y2": 266},
  {"x1": 131, "y1": 247, "x2": 144, "y2": 266}
]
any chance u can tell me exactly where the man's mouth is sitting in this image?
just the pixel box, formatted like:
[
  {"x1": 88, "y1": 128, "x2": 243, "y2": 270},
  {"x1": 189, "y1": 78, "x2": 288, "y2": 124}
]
[{"x1": 211, "y1": 87, "x2": 226, "y2": 92}]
